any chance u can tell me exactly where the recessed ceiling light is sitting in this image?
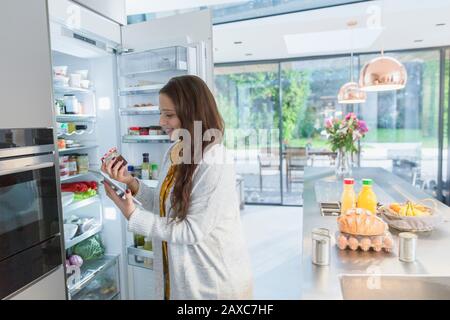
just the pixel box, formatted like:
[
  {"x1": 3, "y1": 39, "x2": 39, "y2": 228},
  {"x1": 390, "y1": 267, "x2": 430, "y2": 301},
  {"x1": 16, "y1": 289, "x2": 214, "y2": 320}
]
[
  {"x1": 234, "y1": 41, "x2": 243, "y2": 44},
  {"x1": 414, "y1": 39, "x2": 424, "y2": 43},
  {"x1": 245, "y1": 53, "x2": 253, "y2": 56},
  {"x1": 436, "y1": 23, "x2": 446, "y2": 26}
]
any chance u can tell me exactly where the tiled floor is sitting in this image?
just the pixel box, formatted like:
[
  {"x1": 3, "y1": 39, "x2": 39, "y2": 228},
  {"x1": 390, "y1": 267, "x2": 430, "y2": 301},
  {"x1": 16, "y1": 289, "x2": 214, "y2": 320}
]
[{"x1": 240, "y1": 205, "x2": 303, "y2": 299}]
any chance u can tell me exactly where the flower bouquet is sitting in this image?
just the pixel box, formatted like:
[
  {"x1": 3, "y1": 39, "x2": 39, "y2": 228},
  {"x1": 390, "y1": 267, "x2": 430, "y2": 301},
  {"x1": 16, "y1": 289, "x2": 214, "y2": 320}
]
[{"x1": 325, "y1": 113, "x2": 368, "y2": 176}]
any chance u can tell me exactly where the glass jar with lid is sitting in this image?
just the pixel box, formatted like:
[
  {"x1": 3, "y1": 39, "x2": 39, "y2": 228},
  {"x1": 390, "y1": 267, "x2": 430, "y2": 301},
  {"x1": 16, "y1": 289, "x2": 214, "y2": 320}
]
[
  {"x1": 68, "y1": 155, "x2": 78, "y2": 176},
  {"x1": 76, "y1": 154, "x2": 89, "y2": 174}
]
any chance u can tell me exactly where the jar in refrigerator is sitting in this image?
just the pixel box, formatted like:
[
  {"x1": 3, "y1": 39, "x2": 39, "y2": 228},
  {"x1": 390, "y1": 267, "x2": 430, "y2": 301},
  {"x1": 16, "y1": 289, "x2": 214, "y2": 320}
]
[
  {"x1": 148, "y1": 126, "x2": 159, "y2": 136},
  {"x1": 139, "y1": 127, "x2": 149, "y2": 136},
  {"x1": 59, "y1": 156, "x2": 70, "y2": 177},
  {"x1": 68, "y1": 155, "x2": 78, "y2": 176},
  {"x1": 128, "y1": 127, "x2": 140, "y2": 135},
  {"x1": 76, "y1": 154, "x2": 89, "y2": 174}
]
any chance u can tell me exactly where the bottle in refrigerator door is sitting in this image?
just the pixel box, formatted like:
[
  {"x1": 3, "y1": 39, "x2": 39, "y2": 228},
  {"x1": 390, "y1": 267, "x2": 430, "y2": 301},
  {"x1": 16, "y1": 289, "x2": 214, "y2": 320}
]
[
  {"x1": 143, "y1": 237, "x2": 153, "y2": 268},
  {"x1": 134, "y1": 234, "x2": 145, "y2": 263},
  {"x1": 151, "y1": 164, "x2": 159, "y2": 180},
  {"x1": 141, "y1": 153, "x2": 150, "y2": 180}
]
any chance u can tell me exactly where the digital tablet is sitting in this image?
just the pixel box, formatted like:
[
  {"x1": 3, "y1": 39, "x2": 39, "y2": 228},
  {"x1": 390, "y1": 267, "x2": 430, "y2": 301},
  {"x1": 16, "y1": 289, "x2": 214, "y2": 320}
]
[{"x1": 100, "y1": 171, "x2": 143, "y2": 207}]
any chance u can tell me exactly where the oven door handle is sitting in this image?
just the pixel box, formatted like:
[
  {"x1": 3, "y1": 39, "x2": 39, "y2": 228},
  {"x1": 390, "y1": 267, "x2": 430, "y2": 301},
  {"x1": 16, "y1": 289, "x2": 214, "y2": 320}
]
[{"x1": 0, "y1": 161, "x2": 55, "y2": 177}]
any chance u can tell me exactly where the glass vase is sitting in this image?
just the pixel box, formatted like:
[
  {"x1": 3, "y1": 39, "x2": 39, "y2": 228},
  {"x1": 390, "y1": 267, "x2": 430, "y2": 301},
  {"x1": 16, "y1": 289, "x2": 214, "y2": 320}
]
[{"x1": 335, "y1": 148, "x2": 352, "y2": 177}]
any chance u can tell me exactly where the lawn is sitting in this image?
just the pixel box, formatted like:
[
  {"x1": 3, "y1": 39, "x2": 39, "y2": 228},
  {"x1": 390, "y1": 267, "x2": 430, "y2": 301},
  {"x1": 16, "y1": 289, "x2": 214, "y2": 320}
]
[{"x1": 286, "y1": 129, "x2": 438, "y2": 149}]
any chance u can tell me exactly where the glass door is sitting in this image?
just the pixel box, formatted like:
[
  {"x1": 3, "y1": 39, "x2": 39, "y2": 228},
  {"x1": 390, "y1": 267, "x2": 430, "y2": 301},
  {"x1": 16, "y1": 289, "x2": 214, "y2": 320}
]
[{"x1": 215, "y1": 63, "x2": 282, "y2": 204}]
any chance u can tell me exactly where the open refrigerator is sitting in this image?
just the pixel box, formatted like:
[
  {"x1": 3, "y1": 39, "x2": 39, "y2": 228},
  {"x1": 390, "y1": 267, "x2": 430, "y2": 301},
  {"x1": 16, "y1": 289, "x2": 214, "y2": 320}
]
[{"x1": 47, "y1": 0, "x2": 213, "y2": 300}]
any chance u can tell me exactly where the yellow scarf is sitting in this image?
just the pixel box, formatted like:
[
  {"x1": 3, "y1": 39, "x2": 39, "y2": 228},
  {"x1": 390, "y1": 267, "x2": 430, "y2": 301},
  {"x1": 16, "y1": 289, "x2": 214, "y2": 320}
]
[{"x1": 158, "y1": 142, "x2": 182, "y2": 300}]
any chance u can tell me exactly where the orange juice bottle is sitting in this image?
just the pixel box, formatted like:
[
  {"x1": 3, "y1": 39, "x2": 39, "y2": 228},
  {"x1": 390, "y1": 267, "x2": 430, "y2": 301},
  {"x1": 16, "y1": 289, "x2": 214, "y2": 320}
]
[
  {"x1": 357, "y1": 179, "x2": 378, "y2": 214},
  {"x1": 341, "y1": 178, "x2": 356, "y2": 215}
]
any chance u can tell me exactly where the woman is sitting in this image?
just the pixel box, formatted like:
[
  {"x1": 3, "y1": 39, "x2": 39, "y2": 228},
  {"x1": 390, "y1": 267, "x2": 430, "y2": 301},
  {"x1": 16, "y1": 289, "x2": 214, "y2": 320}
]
[{"x1": 102, "y1": 75, "x2": 253, "y2": 300}]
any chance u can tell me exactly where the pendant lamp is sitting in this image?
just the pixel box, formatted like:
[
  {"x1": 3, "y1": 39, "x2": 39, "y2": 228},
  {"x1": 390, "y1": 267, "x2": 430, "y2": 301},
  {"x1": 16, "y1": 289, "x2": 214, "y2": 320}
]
[
  {"x1": 338, "y1": 21, "x2": 366, "y2": 104},
  {"x1": 359, "y1": 51, "x2": 407, "y2": 91}
]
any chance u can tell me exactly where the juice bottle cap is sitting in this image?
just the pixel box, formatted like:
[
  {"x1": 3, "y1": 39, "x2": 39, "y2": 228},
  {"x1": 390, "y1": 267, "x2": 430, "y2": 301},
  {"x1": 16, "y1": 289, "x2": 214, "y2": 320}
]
[
  {"x1": 343, "y1": 178, "x2": 354, "y2": 185},
  {"x1": 362, "y1": 178, "x2": 373, "y2": 185}
]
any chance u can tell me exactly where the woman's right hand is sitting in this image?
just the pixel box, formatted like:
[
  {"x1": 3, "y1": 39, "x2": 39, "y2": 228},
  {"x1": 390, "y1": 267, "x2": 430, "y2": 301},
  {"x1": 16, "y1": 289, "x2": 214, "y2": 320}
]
[
  {"x1": 101, "y1": 159, "x2": 139, "y2": 195},
  {"x1": 101, "y1": 158, "x2": 132, "y2": 184}
]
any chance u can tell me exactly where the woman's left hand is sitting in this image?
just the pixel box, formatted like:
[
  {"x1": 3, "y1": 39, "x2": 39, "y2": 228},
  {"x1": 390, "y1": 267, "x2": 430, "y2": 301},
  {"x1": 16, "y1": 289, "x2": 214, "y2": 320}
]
[{"x1": 103, "y1": 181, "x2": 136, "y2": 220}]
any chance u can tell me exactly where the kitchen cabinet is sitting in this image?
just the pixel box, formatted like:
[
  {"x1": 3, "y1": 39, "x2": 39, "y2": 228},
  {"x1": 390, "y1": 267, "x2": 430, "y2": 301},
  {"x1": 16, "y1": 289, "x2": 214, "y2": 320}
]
[{"x1": 0, "y1": 0, "x2": 55, "y2": 129}]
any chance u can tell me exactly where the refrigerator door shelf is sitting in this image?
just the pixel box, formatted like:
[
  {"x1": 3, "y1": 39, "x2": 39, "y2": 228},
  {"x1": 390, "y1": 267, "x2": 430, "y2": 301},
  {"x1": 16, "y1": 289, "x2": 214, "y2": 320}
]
[{"x1": 127, "y1": 246, "x2": 153, "y2": 270}]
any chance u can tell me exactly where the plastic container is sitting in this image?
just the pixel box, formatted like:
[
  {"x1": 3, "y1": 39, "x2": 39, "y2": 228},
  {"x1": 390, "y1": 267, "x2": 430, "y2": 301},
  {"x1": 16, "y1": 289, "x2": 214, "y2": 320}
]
[
  {"x1": 357, "y1": 179, "x2": 377, "y2": 214},
  {"x1": 57, "y1": 138, "x2": 66, "y2": 150},
  {"x1": 341, "y1": 178, "x2": 356, "y2": 215},
  {"x1": 336, "y1": 231, "x2": 394, "y2": 252},
  {"x1": 64, "y1": 94, "x2": 79, "y2": 114}
]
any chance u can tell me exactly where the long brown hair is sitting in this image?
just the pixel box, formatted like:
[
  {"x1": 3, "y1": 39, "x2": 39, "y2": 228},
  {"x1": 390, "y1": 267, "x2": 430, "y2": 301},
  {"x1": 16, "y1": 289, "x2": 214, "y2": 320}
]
[{"x1": 159, "y1": 75, "x2": 224, "y2": 221}]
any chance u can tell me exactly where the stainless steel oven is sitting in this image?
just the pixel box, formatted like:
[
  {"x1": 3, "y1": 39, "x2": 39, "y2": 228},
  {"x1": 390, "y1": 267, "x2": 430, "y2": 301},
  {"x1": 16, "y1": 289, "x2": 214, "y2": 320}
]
[{"x1": 0, "y1": 128, "x2": 63, "y2": 299}]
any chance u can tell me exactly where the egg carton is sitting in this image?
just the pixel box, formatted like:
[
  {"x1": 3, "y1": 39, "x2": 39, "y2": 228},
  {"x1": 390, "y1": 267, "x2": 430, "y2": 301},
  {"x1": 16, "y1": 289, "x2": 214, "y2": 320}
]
[{"x1": 336, "y1": 231, "x2": 394, "y2": 252}]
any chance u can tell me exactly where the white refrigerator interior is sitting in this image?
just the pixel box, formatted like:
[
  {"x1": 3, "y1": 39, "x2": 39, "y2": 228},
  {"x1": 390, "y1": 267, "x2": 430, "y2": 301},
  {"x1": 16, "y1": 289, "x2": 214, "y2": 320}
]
[{"x1": 47, "y1": 0, "x2": 213, "y2": 300}]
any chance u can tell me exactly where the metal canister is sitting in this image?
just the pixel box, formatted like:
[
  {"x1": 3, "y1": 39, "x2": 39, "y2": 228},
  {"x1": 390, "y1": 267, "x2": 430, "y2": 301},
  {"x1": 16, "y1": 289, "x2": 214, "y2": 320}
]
[
  {"x1": 312, "y1": 228, "x2": 331, "y2": 266},
  {"x1": 399, "y1": 232, "x2": 417, "y2": 262}
]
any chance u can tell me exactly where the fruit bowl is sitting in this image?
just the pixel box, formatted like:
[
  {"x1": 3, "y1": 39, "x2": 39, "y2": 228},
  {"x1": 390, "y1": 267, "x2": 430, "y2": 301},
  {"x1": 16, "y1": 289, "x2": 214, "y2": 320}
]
[{"x1": 379, "y1": 201, "x2": 441, "y2": 232}]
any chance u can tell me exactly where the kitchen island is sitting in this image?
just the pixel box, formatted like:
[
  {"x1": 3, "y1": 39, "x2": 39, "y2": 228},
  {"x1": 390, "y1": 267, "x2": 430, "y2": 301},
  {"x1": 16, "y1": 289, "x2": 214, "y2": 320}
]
[{"x1": 301, "y1": 167, "x2": 450, "y2": 299}]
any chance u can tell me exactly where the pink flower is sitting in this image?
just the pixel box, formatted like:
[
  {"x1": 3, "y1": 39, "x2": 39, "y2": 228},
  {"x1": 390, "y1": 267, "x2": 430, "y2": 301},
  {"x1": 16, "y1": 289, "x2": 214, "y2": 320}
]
[
  {"x1": 345, "y1": 112, "x2": 356, "y2": 121},
  {"x1": 357, "y1": 120, "x2": 368, "y2": 134},
  {"x1": 325, "y1": 118, "x2": 333, "y2": 128}
]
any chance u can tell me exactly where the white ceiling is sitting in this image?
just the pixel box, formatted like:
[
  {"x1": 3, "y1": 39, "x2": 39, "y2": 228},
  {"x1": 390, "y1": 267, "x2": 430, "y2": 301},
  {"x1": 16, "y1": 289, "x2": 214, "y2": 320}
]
[{"x1": 213, "y1": 0, "x2": 450, "y2": 63}]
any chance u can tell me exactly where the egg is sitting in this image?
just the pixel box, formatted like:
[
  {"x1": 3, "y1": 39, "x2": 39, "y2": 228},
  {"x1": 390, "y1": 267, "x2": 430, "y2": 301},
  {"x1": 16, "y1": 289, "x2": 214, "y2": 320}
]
[
  {"x1": 360, "y1": 237, "x2": 372, "y2": 251},
  {"x1": 348, "y1": 237, "x2": 359, "y2": 251},
  {"x1": 383, "y1": 235, "x2": 393, "y2": 249},
  {"x1": 337, "y1": 234, "x2": 348, "y2": 250},
  {"x1": 372, "y1": 237, "x2": 383, "y2": 252}
]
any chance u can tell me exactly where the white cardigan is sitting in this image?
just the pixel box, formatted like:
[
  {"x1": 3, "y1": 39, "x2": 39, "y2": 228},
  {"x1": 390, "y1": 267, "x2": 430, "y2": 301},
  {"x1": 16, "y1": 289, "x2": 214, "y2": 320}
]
[{"x1": 128, "y1": 143, "x2": 253, "y2": 300}]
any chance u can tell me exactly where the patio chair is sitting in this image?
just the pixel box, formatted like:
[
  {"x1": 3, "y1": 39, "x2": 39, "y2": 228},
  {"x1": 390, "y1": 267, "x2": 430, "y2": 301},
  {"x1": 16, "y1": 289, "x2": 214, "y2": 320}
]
[
  {"x1": 285, "y1": 147, "x2": 308, "y2": 191},
  {"x1": 257, "y1": 148, "x2": 280, "y2": 192}
]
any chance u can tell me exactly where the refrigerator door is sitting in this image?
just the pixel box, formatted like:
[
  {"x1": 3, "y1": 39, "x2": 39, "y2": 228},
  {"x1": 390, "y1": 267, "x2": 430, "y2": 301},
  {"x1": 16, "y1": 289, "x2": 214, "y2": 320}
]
[{"x1": 120, "y1": 9, "x2": 214, "y2": 87}]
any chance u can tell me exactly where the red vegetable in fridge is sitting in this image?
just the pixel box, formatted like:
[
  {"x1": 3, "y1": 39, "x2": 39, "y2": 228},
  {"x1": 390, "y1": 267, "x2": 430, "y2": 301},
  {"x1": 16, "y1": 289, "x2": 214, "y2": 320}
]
[{"x1": 69, "y1": 254, "x2": 84, "y2": 267}]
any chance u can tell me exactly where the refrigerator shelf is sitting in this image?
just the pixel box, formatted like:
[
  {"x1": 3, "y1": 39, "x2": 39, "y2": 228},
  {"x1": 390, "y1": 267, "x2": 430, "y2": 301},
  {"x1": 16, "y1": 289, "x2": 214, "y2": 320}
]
[
  {"x1": 65, "y1": 223, "x2": 102, "y2": 250},
  {"x1": 68, "y1": 255, "x2": 119, "y2": 298},
  {"x1": 63, "y1": 195, "x2": 100, "y2": 214},
  {"x1": 60, "y1": 172, "x2": 91, "y2": 182},
  {"x1": 119, "y1": 84, "x2": 164, "y2": 96},
  {"x1": 59, "y1": 144, "x2": 99, "y2": 154},
  {"x1": 122, "y1": 135, "x2": 171, "y2": 143},
  {"x1": 56, "y1": 114, "x2": 96, "y2": 122},
  {"x1": 54, "y1": 85, "x2": 94, "y2": 94},
  {"x1": 119, "y1": 106, "x2": 160, "y2": 115},
  {"x1": 127, "y1": 246, "x2": 153, "y2": 270},
  {"x1": 120, "y1": 66, "x2": 187, "y2": 78},
  {"x1": 141, "y1": 179, "x2": 159, "y2": 188}
]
